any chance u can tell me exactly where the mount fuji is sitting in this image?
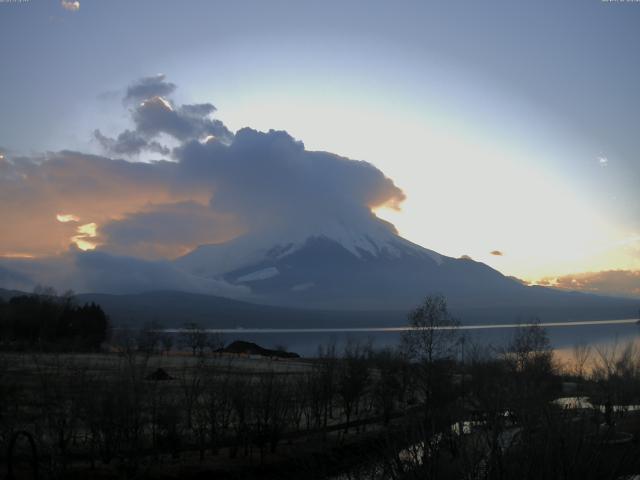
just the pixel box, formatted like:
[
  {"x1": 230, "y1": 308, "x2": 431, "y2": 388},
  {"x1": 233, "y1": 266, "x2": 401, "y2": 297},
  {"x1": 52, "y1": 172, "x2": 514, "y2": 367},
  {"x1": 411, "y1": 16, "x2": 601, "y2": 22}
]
[
  {"x1": 1, "y1": 213, "x2": 635, "y2": 323},
  {"x1": 174, "y1": 218, "x2": 635, "y2": 317},
  {"x1": 1, "y1": 216, "x2": 636, "y2": 327}
]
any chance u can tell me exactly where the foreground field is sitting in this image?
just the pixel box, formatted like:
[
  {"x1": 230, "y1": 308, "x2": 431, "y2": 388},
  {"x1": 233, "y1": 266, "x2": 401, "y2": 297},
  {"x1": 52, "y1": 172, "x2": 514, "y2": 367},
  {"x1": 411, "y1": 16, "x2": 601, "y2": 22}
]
[
  {"x1": 3, "y1": 319, "x2": 640, "y2": 479},
  {"x1": 0, "y1": 347, "x2": 426, "y2": 479}
]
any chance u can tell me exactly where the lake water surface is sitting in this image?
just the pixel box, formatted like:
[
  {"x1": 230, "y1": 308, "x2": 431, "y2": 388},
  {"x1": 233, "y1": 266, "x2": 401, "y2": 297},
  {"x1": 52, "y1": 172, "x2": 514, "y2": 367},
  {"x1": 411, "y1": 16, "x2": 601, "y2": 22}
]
[{"x1": 165, "y1": 318, "x2": 640, "y2": 356}]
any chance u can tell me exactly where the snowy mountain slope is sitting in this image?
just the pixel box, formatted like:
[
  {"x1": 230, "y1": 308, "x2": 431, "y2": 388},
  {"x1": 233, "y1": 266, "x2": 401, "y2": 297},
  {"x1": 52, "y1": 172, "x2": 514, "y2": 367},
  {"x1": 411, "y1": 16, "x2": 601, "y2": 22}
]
[
  {"x1": 175, "y1": 216, "x2": 442, "y2": 278},
  {"x1": 174, "y1": 217, "x2": 535, "y2": 310},
  {"x1": 220, "y1": 236, "x2": 525, "y2": 310},
  {"x1": 173, "y1": 211, "x2": 640, "y2": 314}
]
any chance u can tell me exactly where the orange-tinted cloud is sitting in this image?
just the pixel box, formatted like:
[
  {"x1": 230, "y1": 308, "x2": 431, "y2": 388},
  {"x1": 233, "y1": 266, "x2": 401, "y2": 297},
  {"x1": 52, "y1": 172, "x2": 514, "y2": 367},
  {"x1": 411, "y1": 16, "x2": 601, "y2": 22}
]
[
  {"x1": 0, "y1": 129, "x2": 404, "y2": 260},
  {"x1": 490, "y1": 250, "x2": 504, "y2": 256},
  {"x1": 537, "y1": 270, "x2": 640, "y2": 298},
  {"x1": 0, "y1": 151, "x2": 211, "y2": 258}
]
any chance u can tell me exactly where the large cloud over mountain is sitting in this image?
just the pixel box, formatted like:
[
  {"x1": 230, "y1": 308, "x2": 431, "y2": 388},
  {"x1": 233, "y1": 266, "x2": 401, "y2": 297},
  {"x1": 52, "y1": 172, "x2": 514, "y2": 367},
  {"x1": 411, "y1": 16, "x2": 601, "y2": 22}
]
[
  {"x1": 0, "y1": 76, "x2": 404, "y2": 294},
  {"x1": 175, "y1": 128, "x2": 405, "y2": 232}
]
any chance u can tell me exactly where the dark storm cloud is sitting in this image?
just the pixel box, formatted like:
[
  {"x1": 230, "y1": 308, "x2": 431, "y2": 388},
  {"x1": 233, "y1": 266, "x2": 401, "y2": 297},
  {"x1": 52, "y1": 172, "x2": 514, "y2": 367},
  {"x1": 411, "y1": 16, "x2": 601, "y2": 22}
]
[
  {"x1": 124, "y1": 74, "x2": 176, "y2": 104},
  {"x1": 93, "y1": 129, "x2": 170, "y2": 156},
  {"x1": 132, "y1": 98, "x2": 233, "y2": 143},
  {"x1": 180, "y1": 103, "x2": 217, "y2": 117},
  {"x1": 175, "y1": 127, "x2": 405, "y2": 231},
  {"x1": 97, "y1": 77, "x2": 233, "y2": 156},
  {"x1": 100, "y1": 201, "x2": 242, "y2": 259},
  {"x1": 94, "y1": 129, "x2": 146, "y2": 155}
]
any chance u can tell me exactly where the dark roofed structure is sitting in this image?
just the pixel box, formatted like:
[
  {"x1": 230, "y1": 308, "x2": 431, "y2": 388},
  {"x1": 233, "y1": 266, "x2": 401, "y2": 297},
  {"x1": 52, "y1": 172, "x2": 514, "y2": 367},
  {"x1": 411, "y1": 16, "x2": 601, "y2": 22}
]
[
  {"x1": 146, "y1": 367, "x2": 173, "y2": 381},
  {"x1": 221, "y1": 340, "x2": 300, "y2": 359}
]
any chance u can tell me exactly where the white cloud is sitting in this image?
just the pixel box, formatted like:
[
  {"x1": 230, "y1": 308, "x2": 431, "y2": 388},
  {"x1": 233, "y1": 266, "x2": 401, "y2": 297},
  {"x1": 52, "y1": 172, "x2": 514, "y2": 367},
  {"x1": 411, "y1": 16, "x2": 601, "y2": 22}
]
[{"x1": 61, "y1": 1, "x2": 80, "y2": 12}]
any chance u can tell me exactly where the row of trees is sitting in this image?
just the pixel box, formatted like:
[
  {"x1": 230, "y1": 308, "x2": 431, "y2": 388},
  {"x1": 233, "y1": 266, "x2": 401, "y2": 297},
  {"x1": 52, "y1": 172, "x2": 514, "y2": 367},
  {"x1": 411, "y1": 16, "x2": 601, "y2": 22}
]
[{"x1": 0, "y1": 288, "x2": 109, "y2": 351}]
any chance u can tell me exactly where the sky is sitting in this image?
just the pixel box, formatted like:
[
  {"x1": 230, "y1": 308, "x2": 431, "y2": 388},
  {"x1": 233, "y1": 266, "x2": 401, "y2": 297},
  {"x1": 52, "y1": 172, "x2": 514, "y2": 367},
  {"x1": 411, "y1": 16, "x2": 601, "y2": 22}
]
[{"x1": 0, "y1": 0, "x2": 639, "y2": 297}]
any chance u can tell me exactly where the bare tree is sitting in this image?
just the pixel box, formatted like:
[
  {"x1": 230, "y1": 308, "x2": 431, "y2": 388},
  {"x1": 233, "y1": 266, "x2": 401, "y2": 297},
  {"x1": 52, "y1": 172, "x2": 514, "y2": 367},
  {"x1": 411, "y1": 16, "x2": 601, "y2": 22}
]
[
  {"x1": 32, "y1": 353, "x2": 88, "y2": 475},
  {"x1": 205, "y1": 331, "x2": 225, "y2": 356},
  {"x1": 316, "y1": 340, "x2": 338, "y2": 438},
  {"x1": 508, "y1": 320, "x2": 553, "y2": 373},
  {"x1": 401, "y1": 294, "x2": 460, "y2": 364},
  {"x1": 111, "y1": 326, "x2": 137, "y2": 357},
  {"x1": 337, "y1": 338, "x2": 371, "y2": 433},
  {"x1": 372, "y1": 348, "x2": 404, "y2": 425},
  {"x1": 400, "y1": 294, "x2": 461, "y2": 474},
  {"x1": 180, "y1": 322, "x2": 208, "y2": 356},
  {"x1": 160, "y1": 331, "x2": 174, "y2": 356},
  {"x1": 136, "y1": 320, "x2": 163, "y2": 355},
  {"x1": 229, "y1": 375, "x2": 250, "y2": 458},
  {"x1": 592, "y1": 339, "x2": 640, "y2": 406},
  {"x1": 202, "y1": 364, "x2": 234, "y2": 455},
  {"x1": 572, "y1": 341, "x2": 592, "y2": 379},
  {"x1": 248, "y1": 369, "x2": 290, "y2": 462},
  {"x1": 178, "y1": 360, "x2": 204, "y2": 432}
]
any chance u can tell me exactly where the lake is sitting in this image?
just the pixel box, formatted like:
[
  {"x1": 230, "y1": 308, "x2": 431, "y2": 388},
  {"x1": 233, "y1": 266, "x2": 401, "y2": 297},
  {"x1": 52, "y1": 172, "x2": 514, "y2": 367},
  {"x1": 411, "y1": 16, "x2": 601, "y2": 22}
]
[{"x1": 164, "y1": 318, "x2": 640, "y2": 356}]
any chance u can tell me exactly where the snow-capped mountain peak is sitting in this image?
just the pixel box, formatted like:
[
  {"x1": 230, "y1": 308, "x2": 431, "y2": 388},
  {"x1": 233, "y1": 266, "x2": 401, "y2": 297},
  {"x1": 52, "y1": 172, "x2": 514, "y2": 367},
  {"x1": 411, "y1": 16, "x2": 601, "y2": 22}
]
[{"x1": 175, "y1": 217, "x2": 443, "y2": 279}]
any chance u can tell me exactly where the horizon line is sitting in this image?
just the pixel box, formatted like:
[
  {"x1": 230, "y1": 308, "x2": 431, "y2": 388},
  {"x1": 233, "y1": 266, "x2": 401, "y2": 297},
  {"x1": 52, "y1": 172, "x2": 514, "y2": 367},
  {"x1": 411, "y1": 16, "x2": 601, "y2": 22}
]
[{"x1": 158, "y1": 318, "x2": 639, "y2": 334}]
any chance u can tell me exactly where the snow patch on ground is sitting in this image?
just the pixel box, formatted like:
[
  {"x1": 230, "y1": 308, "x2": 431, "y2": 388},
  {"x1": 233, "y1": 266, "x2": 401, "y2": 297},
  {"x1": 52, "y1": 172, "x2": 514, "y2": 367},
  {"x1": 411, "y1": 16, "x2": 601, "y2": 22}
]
[{"x1": 236, "y1": 267, "x2": 280, "y2": 283}]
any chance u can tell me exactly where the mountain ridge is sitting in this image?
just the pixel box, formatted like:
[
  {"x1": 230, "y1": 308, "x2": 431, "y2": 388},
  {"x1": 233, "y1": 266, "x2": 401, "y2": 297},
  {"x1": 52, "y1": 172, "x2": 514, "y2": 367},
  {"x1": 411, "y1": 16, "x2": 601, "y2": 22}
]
[
  {"x1": 2, "y1": 285, "x2": 635, "y2": 330},
  {"x1": 1, "y1": 221, "x2": 638, "y2": 320}
]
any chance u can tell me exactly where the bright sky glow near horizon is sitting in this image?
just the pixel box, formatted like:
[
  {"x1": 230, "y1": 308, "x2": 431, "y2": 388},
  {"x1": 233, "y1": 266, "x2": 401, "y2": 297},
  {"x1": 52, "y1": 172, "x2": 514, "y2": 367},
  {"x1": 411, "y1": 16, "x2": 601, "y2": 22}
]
[{"x1": 0, "y1": 0, "x2": 639, "y2": 297}]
